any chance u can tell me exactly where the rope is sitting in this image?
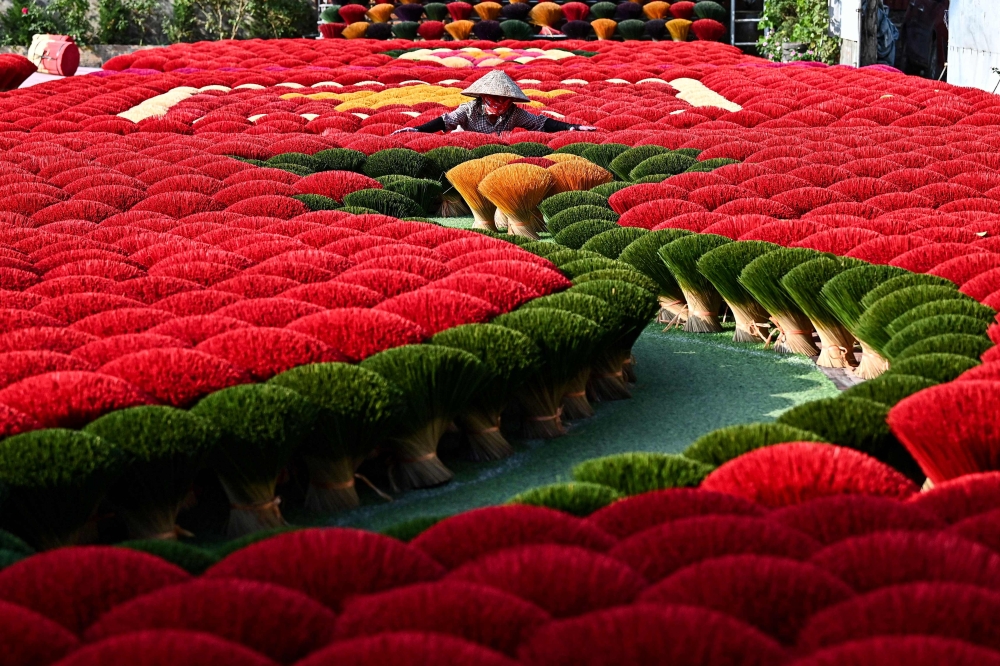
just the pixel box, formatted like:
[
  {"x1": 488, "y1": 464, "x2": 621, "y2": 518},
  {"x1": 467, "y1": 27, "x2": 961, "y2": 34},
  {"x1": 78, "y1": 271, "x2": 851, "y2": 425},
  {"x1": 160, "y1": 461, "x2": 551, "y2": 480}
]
[{"x1": 231, "y1": 496, "x2": 282, "y2": 518}]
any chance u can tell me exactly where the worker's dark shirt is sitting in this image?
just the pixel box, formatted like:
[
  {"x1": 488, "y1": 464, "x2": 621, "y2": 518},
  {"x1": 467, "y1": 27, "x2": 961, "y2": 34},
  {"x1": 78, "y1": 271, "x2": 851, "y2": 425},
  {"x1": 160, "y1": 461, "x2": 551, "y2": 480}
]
[{"x1": 413, "y1": 99, "x2": 576, "y2": 135}]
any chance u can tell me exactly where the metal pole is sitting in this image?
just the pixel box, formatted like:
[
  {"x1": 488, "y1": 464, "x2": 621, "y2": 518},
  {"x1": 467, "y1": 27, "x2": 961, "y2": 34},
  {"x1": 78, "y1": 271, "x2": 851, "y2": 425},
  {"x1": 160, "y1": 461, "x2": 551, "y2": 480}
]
[
  {"x1": 856, "y1": 3, "x2": 862, "y2": 67},
  {"x1": 731, "y1": 0, "x2": 736, "y2": 46}
]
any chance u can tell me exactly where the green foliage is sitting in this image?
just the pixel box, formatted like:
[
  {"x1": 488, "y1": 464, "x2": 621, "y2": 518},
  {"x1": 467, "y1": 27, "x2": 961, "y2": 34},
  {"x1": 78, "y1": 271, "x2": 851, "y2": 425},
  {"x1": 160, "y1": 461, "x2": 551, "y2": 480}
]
[
  {"x1": 590, "y1": 181, "x2": 632, "y2": 198},
  {"x1": 893, "y1": 334, "x2": 993, "y2": 363},
  {"x1": 608, "y1": 145, "x2": 671, "y2": 181},
  {"x1": 758, "y1": 0, "x2": 839, "y2": 65},
  {"x1": 3, "y1": 0, "x2": 87, "y2": 46},
  {"x1": 360, "y1": 345, "x2": 490, "y2": 438},
  {"x1": 293, "y1": 194, "x2": 340, "y2": 211},
  {"x1": 342, "y1": 188, "x2": 423, "y2": 218},
  {"x1": 856, "y1": 286, "x2": 967, "y2": 354},
  {"x1": 500, "y1": 19, "x2": 535, "y2": 40},
  {"x1": 548, "y1": 205, "x2": 619, "y2": 235},
  {"x1": 685, "y1": 158, "x2": 741, "y2": 172},
  {"x1": 658, "y1": 233, "x2": 731, "y2": 292},
  {"x1": 364, "y1": 148, "x2": 428, "y2": 179},
  {"x1": 573, "y1": 452, "x2": 714, "y2": 495},
  {"x1": 820, "y1": 264, "x2": 908, "y2": 331},
  {"x1": 119, "y1": 540, "x2": 220, "y2": 575},
  {"x1": 248, "y1": 0, "x2": 315, "y2": 37},
  {"x1": 841, "y1": 374, "x2": 939, "y2": 408},
  {"x1": 739, "y1": 247, "x2": 822, "y2": 316},
  {"x1": 431, "y1": 323, "x2": 543, "y2": 411},
  {"x1": 887, "y1": 353, "x2": 980, "y2": 384},
  {"x1": 617, "y1": 228, "x2": 692, "y2": 299},
  {"x1": 509, "y1": 142, "x2": 552, "y2": 158},
  {"x1": 630, "y1": 152, "x2": 698, "y2": 181},
  {"x1": 268, "y1": 362, "x2": 403, "y2": 459},
  {"x1": 508, "y1": 482, "x2": 622, "y2": 517},
  {"x1": 423, "y1": 146, "x2": 473, "y2": 181},
  {"x1": 697, "y1": 240, "x2": 778, "y2": 309},
  {"x1": 375, "y1": 175, "x2": 443, "y2": 215},
  {"x1": 860, "y1": 273, "x2": 957, "y2": 310},
  {"x1": 581, "y1": 227, "x2": 648, "y2": 259},
  {"x1": 314, "y1": 148, "x2": 367, "y2": 173},
  {"x1": 572, "y1": 268, "x2": 660, "y2": 296},
  {"x1": 381, "y1": 515, "x2": 448, "y2": 542},
  {"x1": 192, "y1": 383, "x2": 319, "y2": 485},
  {"x1": 886, "y1": 299, "x2": 997, "y2": 337},
  {"x1": 684, "y1": 422, "x2": 826, "y2": 467},
  {"x1": 539, "y1": 190, "x2": 610, "y2": 220},
  {"x1": 0, "y1": 429, "x2": 123, "y2": 549},
  {"x1": 492, "y1": 308, "x2": 605, "y2": 382},
  {"x1": 582, "y1": 143, "x2": 630, "y2": 172},
  {"x1": 777, "y1": 397, "x2": 921, "y2": 480},
  {"x1": 165, "y1": 0, "x2": 198, "y2": 43},
  {"x1": 883, "y1": 315, "x2": 991, "y2": 361},
  {"x1": 554, "y1": 219, "x2": 619, "y2": 249}
]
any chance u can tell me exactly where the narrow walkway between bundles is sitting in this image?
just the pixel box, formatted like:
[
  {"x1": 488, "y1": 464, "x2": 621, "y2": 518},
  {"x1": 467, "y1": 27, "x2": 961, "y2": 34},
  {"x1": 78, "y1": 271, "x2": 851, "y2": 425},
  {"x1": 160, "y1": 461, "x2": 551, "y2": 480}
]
[{"x1": 320, "y1": 324, "x2": 841, "y2": 532}]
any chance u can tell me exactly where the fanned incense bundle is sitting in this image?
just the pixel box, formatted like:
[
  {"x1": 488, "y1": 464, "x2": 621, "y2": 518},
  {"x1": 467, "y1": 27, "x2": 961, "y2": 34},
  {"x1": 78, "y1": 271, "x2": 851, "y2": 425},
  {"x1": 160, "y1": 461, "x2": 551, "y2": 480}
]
[
  {"x1": 547, "y1": 160, "x2": 614, "y2": 194},
  {"x1": 667, "y1": 18, "x2": 692, "y2": 41},
  {"x1": 445, "y1": 19, "x2": 474, "y2": 40},
  {"x1": 475, "y1": 1, "x2": 502, "y2": 20},
  {"x1": 367, "y1": 3, "x2": 395, "y2": 21},
  {"x1": 659, "y1": 234, "x2": 731, "y2": 333},
  {"x1": 739, "y1": 248, "x2": 823, "y2": 356},
  {"x1": 782, "y1": 257, "x2": 862, "y2": 368},
  {"x1": 479, "y1": 164, "x2": 555, "y2": 240},
  {"x1": 446, "y1": 158, "x2": 505, "y2": 230},
  {"x1": 643, "y1": 1, "x2": 671, "y2": 19},
  {"x1": 530, "y1": 2, "x2": 564, "y2": 34},
  {"x1": 592, "y1": 18, "x2": 618, "y2": 39},
  {"x1": 697, "y1": 241, "x2": 778, "y2": 343},
  {"x1": 342, "y1": 22, "x2": 369, "y2": 38}
]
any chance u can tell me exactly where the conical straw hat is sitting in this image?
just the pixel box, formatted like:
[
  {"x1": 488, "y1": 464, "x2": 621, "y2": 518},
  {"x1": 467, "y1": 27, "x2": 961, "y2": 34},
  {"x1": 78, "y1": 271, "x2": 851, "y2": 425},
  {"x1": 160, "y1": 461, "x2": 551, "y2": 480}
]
[{"x1": 461, "y1": 70, "x2": 531, "y2": 103}]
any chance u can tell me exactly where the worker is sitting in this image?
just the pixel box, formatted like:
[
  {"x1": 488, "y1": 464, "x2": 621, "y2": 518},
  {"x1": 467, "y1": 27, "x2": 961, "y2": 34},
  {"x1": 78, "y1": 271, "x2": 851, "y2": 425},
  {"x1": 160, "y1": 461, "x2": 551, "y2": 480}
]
[{"x1": 392, "y1": 70, "x2": 596, "y2": 135}]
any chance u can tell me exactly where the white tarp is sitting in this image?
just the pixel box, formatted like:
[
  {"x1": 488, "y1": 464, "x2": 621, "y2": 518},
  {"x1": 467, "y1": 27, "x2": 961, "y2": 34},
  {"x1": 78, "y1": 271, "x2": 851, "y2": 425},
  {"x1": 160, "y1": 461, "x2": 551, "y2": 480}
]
[
  {"x1": 835, "y1": 0, "x2": 862, "y2": 42},
  {"x1": 947, "y1": 0, "x2": 1000, "y2": 92}
]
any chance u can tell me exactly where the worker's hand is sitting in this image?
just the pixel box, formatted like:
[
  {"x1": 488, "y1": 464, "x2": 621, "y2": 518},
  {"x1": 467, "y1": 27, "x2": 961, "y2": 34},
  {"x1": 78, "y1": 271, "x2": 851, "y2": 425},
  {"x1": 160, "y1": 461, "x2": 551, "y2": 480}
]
[
  {"x1": 573, "y1": 125, "x2": 598, "y2": 132},
  {"x1": 391, "y1": 128, "x2": 419, "y2": 135}
]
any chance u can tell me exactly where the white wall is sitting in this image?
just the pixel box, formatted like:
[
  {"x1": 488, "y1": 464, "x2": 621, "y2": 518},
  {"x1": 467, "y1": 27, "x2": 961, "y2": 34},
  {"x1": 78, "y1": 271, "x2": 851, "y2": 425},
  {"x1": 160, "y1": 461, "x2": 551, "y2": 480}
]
[{"x1": 948, "y1": 0, "x2": 1000, "y2": 92}]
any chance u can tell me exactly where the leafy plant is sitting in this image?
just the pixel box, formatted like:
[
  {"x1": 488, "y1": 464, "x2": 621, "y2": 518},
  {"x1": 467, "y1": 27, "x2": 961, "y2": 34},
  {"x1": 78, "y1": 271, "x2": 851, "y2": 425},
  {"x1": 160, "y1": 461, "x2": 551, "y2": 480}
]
[
  {"x1": 758, "y1": 0, "x2": 839, "y2": 65},
  {"x1": 248, "y1": 0, "x2": 315, "y2": 38}
]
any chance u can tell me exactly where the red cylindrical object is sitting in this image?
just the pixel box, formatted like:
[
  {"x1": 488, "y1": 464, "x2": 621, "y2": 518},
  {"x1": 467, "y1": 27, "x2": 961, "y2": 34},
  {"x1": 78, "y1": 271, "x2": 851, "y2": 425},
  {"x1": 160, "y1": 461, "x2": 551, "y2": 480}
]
[{"x1": 38, "y1": 37, "x2": 80, "y2": 76}]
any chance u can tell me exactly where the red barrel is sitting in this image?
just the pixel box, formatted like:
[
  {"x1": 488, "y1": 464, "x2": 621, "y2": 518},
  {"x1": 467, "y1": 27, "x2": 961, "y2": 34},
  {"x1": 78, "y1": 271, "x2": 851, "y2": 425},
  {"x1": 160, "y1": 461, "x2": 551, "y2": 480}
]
[
  {"x1": 27, "y1": 34, "x2": 80, "y2": 77},
  {"x1": 38, "y1": 39, "x2": 79, "y2": 76}
]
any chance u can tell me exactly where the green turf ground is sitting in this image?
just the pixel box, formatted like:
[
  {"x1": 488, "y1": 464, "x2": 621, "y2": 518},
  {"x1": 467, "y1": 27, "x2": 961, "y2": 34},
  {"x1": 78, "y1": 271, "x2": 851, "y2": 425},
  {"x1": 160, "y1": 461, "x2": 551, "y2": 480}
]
[{"x1": 320, "y1": 322, "x2": 840, "y2": 532}]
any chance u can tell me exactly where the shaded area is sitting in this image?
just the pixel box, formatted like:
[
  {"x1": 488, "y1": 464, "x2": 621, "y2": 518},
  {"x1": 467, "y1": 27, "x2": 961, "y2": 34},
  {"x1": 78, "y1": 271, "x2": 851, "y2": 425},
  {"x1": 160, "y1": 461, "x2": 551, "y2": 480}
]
[{"x1": 318, "y1": 323, "x2": 840, "y2": 532}]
